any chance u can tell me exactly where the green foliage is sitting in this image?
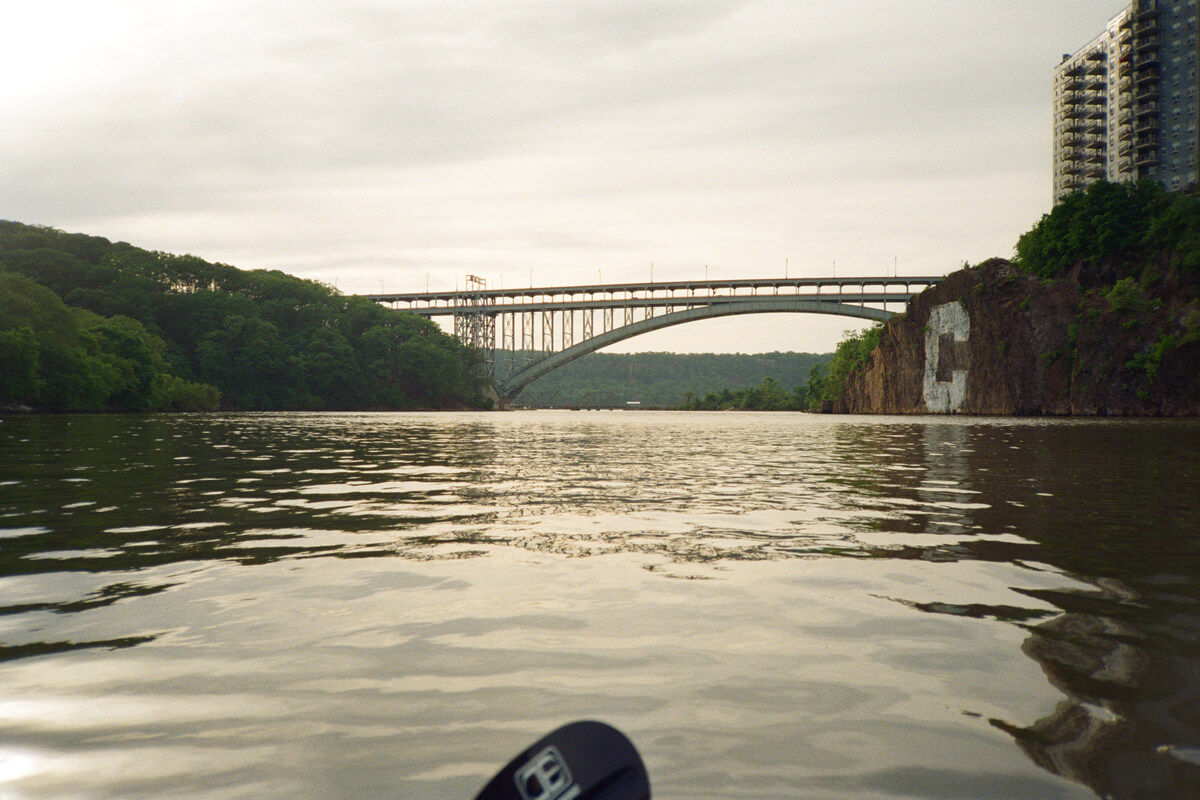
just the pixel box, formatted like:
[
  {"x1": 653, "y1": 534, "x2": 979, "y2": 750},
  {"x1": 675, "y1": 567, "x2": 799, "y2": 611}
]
[
  {"x1": 679, "y1": 327, "x2": 873, "y2": 412},
  {"x1": 1014, "y1": 180, "x2": 1200, "y2": 281},
  {"x1": 150, "y1": 374, "x2": 221, "y2": 412},
  {"x1": 1144, "y1": 192, "x2": 1200, "y2": 275},
  {"x1": 1, "y1": 221, "x2": 486, "y2": 411},
  {"x1": 1125, "y1": 333, "x2": 1178, "y2": 383},
  {"x1": 1103, "y1": 277, "x2": 1147, "y2": 314},
  {"x1": 683, "y1": 376, "x2": 808, "y2": 411},
  {"x1": 805, "y1": 324, "x2": 883, "y2": 408},
  {"x1": 0, "y1": 270, "x2": 219, "y2": 411},
  {"x1": 1181, "y1": 309, "x2": 1200, "y2": 346},
  {"x1": 518, "y1": 351, "x2": 828, "y2": 408},
  {"x1": 0, "y1": 327, "x2": 42, "y2": 402}
]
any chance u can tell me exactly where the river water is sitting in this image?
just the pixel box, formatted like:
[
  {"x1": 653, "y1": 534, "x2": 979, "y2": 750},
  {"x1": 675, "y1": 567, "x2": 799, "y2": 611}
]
[{"x1": 0, "y1": 411, "x2": 1198, "y2": 800}]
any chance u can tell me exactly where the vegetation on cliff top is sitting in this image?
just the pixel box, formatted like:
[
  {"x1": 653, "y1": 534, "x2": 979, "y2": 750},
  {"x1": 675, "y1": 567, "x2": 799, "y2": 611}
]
[
  {"x1": 1014, "y1": 180, "x2": 1200, "y2": 285},
  {"x1": 0, "y1": 221, "x2": 491, "y2": 411},
  {"x1": 1012, "y1": 180, "x2": 1199, "y2": 395}
]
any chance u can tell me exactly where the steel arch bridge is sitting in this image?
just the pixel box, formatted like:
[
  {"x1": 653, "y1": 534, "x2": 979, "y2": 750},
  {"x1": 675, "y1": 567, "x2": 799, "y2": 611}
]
[{"x1": 366, "y1": 275, "x2": 941, "y2": 400}]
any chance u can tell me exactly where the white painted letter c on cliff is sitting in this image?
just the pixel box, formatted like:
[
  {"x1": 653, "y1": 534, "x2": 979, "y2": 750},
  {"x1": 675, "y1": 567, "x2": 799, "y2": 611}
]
[{"x1": 923, "y1": 302, "x2": 970, "y2": 413}]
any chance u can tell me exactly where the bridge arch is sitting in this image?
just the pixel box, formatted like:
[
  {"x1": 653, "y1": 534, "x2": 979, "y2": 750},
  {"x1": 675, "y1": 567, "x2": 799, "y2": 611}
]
[{"x1": 496, "y1": 297, "x2": 892, "y2": 398}]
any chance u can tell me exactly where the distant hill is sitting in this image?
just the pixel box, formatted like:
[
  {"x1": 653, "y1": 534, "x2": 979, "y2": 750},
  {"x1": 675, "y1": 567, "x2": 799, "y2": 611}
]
[
  {"x1": 514, "y1": 351, "x2": 830, "y2": 407},
  {"x1": 0, "y1": 220, "x2": 489, "y2": 411}
]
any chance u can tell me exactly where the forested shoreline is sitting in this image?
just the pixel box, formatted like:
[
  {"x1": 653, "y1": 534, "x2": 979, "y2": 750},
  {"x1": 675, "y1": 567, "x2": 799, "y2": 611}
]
[
  {"x1": 678, "y1": 326, "x2": 877, "y2": 411},
  {"x1": 0, "y1": 222, "x2": 492, "y2": 412},
  {"x1": 515, "y1": 350, "x2": 829, "y2": 408}
]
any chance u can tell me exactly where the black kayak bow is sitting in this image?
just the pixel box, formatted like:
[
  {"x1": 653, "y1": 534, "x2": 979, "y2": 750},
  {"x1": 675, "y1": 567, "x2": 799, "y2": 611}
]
[{"x1": 473, "y1": 720, "x2": 650, "y2": 800}]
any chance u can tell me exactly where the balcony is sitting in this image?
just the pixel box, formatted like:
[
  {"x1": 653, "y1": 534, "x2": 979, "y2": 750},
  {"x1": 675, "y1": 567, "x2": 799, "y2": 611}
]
[
  {"x1": 1134, "y1": 18, "x2": 1160, "y2": 35},
  {"x1": 1135, "y1": 50, "x2": 1160, "y2": 68},
  {"x1": 1135, "y1": 67, "x2": 1160, "y2": 86}
]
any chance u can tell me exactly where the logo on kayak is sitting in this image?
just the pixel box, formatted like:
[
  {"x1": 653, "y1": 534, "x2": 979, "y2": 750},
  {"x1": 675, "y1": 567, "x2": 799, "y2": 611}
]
[{"x1": 514, "y1": 746, "x2": 580, "y2": 800}]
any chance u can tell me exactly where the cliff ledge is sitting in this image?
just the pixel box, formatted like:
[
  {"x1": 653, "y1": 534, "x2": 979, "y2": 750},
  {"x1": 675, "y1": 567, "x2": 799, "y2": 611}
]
[{"x1": 837, "y1": 258, "x2": 1200, "y2": 416}]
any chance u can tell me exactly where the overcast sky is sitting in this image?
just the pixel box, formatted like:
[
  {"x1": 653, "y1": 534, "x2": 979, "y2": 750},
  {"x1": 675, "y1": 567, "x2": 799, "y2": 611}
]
[{"x1": 3, "y1": 0, "x2": 1127, "y2": 353}]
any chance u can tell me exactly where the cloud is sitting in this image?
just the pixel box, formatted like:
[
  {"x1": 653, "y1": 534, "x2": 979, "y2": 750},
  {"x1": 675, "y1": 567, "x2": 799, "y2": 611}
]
[{"x1": 1, "y1": 0, "x2": 1129, "y2": 351}]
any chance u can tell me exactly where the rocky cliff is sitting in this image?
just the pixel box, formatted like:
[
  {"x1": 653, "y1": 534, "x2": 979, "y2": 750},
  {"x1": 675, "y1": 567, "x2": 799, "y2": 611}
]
[{"x1": 837, "y1": 258, "x2": 1200, "y2": 416}]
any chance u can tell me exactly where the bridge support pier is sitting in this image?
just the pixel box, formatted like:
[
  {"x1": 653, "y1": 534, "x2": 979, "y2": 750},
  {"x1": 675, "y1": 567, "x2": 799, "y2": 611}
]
[{"x1": 366, "y1": 275, "x2": 940, "y2": 401}]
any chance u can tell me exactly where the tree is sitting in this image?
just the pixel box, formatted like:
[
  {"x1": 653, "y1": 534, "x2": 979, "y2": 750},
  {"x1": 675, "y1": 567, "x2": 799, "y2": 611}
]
[
  {"x1": 80, "y1": 314, "x2": 165, "y2": 410},
  {"x1": 1014, "y1": 180, "x2": 1172, "y2": 280},
  {"x1": 1, "y1": 220, "x2": 485, "y2": 410},
  {"x1": 0, "y1": 327, "x2": 42, "y2": 403}
]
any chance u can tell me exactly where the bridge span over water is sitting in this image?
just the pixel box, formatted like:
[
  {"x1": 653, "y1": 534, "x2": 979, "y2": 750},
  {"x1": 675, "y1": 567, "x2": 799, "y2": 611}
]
[{"x1": 366, "y1": 275, "x2": 942, "y2": 399}]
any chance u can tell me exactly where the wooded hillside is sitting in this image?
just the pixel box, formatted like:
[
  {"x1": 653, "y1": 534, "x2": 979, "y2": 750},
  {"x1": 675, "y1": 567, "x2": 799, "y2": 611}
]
[
  {"x1": 0, "y1": 222, "x2": 490, "y2": 411},
  {"x1": 515, "y1": 351, "x2": 829, "y2": 408}
]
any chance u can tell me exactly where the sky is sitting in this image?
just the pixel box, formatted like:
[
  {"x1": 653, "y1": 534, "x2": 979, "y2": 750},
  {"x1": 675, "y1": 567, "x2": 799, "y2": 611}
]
[{"x1": 2, "y1": 0, "x2": 1128, "y2": 353}]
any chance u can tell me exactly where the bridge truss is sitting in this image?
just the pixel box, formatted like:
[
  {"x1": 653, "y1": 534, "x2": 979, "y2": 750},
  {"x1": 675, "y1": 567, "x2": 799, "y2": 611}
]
[{"x1": 367, "y1": 275, "x2": 941, "y2": 399}]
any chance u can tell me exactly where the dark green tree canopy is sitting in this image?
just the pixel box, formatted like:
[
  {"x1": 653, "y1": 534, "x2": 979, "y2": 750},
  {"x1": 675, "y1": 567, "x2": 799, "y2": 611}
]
[
  {"x1": 0, "y1": 221, "x2": 489, "y2": 411},
  {"x1": 1014, "y1": 180, "x2": 1200, "y2": 281}
]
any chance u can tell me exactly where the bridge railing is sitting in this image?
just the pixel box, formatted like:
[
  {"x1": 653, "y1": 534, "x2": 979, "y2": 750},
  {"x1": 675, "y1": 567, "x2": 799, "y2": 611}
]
[
  {"x1": 363, "y1": 275, "x2": 943, "y2": 398},
  {"x1": 366, "y1": 276, "x2": 943, "y2": 316}
]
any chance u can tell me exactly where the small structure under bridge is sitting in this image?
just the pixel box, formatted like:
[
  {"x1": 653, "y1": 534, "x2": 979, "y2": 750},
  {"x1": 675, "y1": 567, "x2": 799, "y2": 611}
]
[{"x1": 365, "y1": 275, "x2": 942, "y2": 401}]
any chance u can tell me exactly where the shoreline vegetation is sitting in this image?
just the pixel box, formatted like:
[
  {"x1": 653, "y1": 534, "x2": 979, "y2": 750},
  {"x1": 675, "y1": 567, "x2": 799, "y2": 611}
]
[
  {"x1": 0, "y1": 221, "x2": 492, "y2": 413},
  {"x1": 513, "y1": 351, "x2": 829, "y2": 409},
  {"x1": 678, "y1": 327, "x2": 877, "y2": 412},
  {"x1": 5, "y1": 180, "x2": 1196, "y2": 416}
]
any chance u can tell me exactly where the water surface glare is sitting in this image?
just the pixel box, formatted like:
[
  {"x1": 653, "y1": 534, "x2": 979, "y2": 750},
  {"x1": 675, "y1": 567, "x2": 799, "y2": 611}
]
[{"x1": 1, "y1": 411, "x2": 1198, "y2": 799}]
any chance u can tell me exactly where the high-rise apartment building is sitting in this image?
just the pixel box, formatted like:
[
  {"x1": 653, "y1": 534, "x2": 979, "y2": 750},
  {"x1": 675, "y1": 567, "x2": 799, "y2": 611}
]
[{"x1": 1053, "y1": 0, "x2": 1199, "y2": 199}]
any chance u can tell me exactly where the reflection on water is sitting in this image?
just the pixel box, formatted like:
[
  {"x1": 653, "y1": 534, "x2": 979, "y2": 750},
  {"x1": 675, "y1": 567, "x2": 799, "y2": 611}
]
[
  {"x1": 1001, "y1": 576, "x2": 1200, "y2": 798},
  {"x1": 0, "y1": 411, "x2": 1198, "y2": 799}
]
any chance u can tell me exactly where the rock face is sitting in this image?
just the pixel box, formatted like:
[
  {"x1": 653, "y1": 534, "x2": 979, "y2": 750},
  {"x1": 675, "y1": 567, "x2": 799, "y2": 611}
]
[{"x1": 837, "y1": 258, "x2": 1200, "y2": 416}]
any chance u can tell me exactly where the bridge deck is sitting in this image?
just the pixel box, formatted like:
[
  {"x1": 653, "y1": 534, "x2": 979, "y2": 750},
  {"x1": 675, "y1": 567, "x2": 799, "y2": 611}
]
[
  {"x1": 367, "y1": 275, "x2": 943, "y2": 314},
  {"x1": 378, "y1": 291, "x2": 921, "y2": 316}
]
